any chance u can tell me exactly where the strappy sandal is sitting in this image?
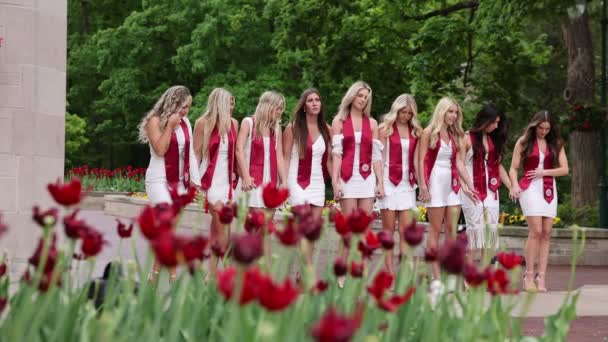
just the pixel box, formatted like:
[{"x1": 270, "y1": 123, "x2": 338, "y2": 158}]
[
  {"x1": 535, "y1": 272, "x2": 547, "y2": 293},
  {"x1": 523, "y1": 271, "x2": 537, "y2": 292}
]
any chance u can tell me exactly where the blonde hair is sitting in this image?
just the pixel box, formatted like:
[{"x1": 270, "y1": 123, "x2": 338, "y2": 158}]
[
  {"x1": 379, "y1": 94, "x2": 423, "y2": 138},
  {"x1": 196, "y1": 88, "x2": 233, "y2": 159},
  {"x1": 427, "y1": 97, "x2": 464, "y2": 149},
  {"x1": 138, "y1": 85, "x2": 192, "y2": 143},
  {"x1": 336, "y1": 81, "x2": 372, "y2": 120},
  {"x1": 252, "y1": 90, "x2": 285, "y2": 137}
]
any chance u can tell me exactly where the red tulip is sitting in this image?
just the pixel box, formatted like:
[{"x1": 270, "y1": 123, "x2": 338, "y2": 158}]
[
  {"x1": 333, "y1": 258, "x2": 347, "y2": 277},
  {"x1": 169, "y1": 186, "x2": 198, "y2": 211},
  {"x1": 424, "y1": 247, "x2": 438, "y2": 262},
  {"x1": 0, "y1": 297, "x2": 6, "y2": 314},
  {"x1": 219, "y1": 203, "x2": 237, "y2": 224},
  {"x1": 216, "y1": 266, "x2": 263, "y2": 305},
  {"x1": 486, "y1": 268, "x2": 512, "y2": 295},
  {"x1": 63, "y1": 210, "x2": 88, "y2": 239},
  {"x1": 32, "y1": 206, "x2": 58, "y2": 228},
  {"x1": 47, "y1": 178, "x2": 83, "y2": 206},
  {"x1": 116, "y1": 219, "x2": 133, "y2": 238},
  {"x1": 211, "y1": 241, "x2": 226, "y2": 258},
  {"x1": 291, "y1": 204, "x2": 312, "y2": 219},
  {"x1": 402, "y1": 223, "x2": 425, "y2": 247},
  {"x1": 346, "y1": 209, "x2": 374, "y2": 234},
  {"x1": 312, "y1": 280, "x2": 329, "y2": 294},
  {"x1": 378, "y1": 287, "x2": 416, "y2": 312},
  {"x1": 350, "y1": 261, "x2": 364, "y2": 278},
  {"x1": 22, "y1": 269, "x2": 61, "y2": 292},
  {"x1": 299, "y1": 216, "x2": 323, "y2": 242},
  {"x1": 367, "y1": 270, "x2": 393, "y2": 301},
  {"x1": 364, "y1": 229, "x2": 380, "y2": 249},
  {"x1": 152, "y1": 232, "x2": 183, "y2": 267},
  {"x1": 496, "y1": 252, "x2": 524, "y2": 270},
  {"x1": 334, "y1": 211, "x2": 349, "y2": 236},
  {"x1": 377, "y1": 231, "x2": 394, "y2": 250},
  {"x1": 262, "y1": 183, "x2": 289, "y2": 208},
  {"x1": 80, "y1": 227, "x2": 105, "y2": 257},
  {"x1": 28, "y1": 235, "x2": 58, "y2": 273},
  {"x1": 310, "y1": 306, "x2": 363, "y2": 342},
  {"x1": 0, "y1": 262, "x2": 6, "y2": 277},
  {"x1": 137, "y1": 204, "x2": 176, "y2": 240},
  {"x1": 0, "y1": 213, "x2": 7, "y2": 237},
  {"x1": 275, "y1": 218, "x2": 301, "y2": 246},
  {"x1": 257, "y1": 276, "x2": 299, "y2": 311},
  {"x1": 232, "y1": 233, "x2": 264, "y2": 265},
  {"x1": 463, "y1": 262, "x2": 486, "y2": 287},
  {"x1": 244, "y1": 209, "x2": 266, "y2": 233},
  {"x1": 438, "y1": 238, "x2": 467, "y2": 274},
  {"x1": 182, "y1": 235, "x2": 208, "y2": 262}
]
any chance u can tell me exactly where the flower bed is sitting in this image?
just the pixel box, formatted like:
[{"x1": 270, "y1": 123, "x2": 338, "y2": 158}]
[
  {"x1": 66, "y1": 165, "x2": 145, "y2": 192},
  {"x1": 0, "y1": 179, "x2": 583, "y2": 341}
]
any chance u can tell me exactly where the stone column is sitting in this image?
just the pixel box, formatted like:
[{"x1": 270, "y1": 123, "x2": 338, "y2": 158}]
[{"x1": 0, "y1": 1, "x2": 67, "y2": 276}]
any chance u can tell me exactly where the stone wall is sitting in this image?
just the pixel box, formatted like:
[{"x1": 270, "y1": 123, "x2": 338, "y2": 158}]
[{"x1": 0, "y1": 0, "x2": 67, "y2": 273}]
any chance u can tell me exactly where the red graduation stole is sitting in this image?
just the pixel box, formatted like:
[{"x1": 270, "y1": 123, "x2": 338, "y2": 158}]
[
  {"x1": 297, "y1": 134, "x2": 329, "y2": 189},
  {"x1": 200, "y1": 123, "x2": 239, "y2": 200},
  {"x1": 249, "y1": 116, "x2": 278, "y2": 187},
  {"x1": 388, "y1": 122, "x2": 418, "y2": 187},
  {"x1": 423, "y1": 133, "x2": 460, "y2": 193},
  {"x1": 519, "y1": 139, "x2": 554, "y2": 203},
  {"x1": 470, "y1": 132, "x2": 500, "y2": 201},
  {"x1": 165, "y1": 119, "x2": 190, "y2": 192},
  {"x1": 341, "y1": 114, "x2": 372, "y2": 182}
]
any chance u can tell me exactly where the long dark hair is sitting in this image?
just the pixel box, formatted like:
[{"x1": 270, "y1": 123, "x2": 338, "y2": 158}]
[
  {"x1": 519, "y1": 110, "x2": 563, "y2": 166},
  {"x1": 470, "y1": 104, "x2": 509, "y2": 163},
  {"x1": 292, "y1": 88, "x2": 331, "y2": 157}
]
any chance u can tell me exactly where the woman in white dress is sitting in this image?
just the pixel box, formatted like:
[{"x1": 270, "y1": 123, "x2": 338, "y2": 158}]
[
  {"x1": 377, "y1": 94, "x2": 422, "y2": 274},
  {"x1": 236, "y1": 91, "x2": 288, "y2": 213},
  {"x1": 193, "y1": 88, "x2": 239, "y2": 277},
  {"x1": 331, "y1": 81, "x2": 384, "y2": 286},
  {"x1": 283, "y1": 88, "x2": 332, "y2": 263},
  {"x1": 137, "y1": 85, "x2": 201, "y2": 283},
  {"x1": 509, "y1": 110, "x2": 568, "y2": 292},
  {"x1": 461, "y1": 104, "x2": 511, "y2": 263},
  {"x1": 418, "y1": 97, "x2": 477, "y2": 283}
]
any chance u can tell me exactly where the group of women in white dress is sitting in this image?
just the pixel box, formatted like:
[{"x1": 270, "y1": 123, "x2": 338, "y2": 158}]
[{"x1": 139, "y1": 82, "x2": 569, "y2": 292}]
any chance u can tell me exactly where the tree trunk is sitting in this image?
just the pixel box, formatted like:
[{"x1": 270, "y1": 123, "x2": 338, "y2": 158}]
[{"x1": 561, "y1": 7, "x2": 599, "y2": 207}]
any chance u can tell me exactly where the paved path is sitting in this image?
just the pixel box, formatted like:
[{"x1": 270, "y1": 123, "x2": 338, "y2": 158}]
[{"x1": 79, "y1": 209, "x2": 608, "y2": 341}]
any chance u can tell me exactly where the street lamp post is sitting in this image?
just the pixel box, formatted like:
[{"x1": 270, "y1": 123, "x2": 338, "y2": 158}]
[{"x1": 600, "y1": 0, "x2": 608, "y2": 228}]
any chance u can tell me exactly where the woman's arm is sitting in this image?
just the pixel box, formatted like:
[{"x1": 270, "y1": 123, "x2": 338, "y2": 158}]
[
  {"x1": 331, "y1": 117, "x2": 344, "y2": 200},
  {"x1": 276, "y1": 129, "x2": 288, "y2": 188},
  {"x1": 282, "y1": 124, "x2": 294, "y2": 181},
  {"x1": 371, "y1": 119, "x2": 384, "y2": 198},
  {"x1": 527, "y1": 146, "x2": 569, "y2": 178},
  {"x1": 417, "y1": 128, "x2": 431, "y2": 201},
  {"x1": 236, "y1": 118, "x2": 255, "y2": 191},
  {"x1": 499, "y1": 163, "x2": 512, "y2": 190},
  {"x1": 509, "y1": 139, "x2": 523, "y2": 199},
  {"x1": 325, "y1": 124, "x2": 333, "y2": 180},
  {"x1": 456, "y1": 138, "x2": 478, "y2": 202},
  {"x1": 192, "y1": 119, "x2": 205, "y2": 167},
  {"x1": 146, "y1": 114, "x2": 181, "y2": 156}
]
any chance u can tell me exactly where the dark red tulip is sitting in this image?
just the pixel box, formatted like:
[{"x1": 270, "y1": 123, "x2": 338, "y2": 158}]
[
  {"x1": 62, "y1": 210, "x2": 88, "y2": 239},
  {"x1": 32, "y1": 206, "x2": 59, "y2": 228},
  {"x1": 0, "y1": 297, "x2": 6, "y2": 314},
  {"x1": 312, "y1": 280, "x2": 329, "y2": 294},
  {"x1": 244, "y1": 209, "x2": 266, "y2": 233},
  {"x1": 424, "y1": 247, "x2": 437, "y2": 262},
  {"x1": 377, "y1": 231, "x2": 394, "y2": 250},
  {"x1": 275, "y1": 218, "x2": 301, "y2": 246},
  {"x1": 438, "y1": 238, "x2": 467, "y2": 274},
  {"x1": 463, "y1": 262, "x2": 486, "y2": 287},
  {"x1": 291, "y1": 204, "x2": 312, "y2": 219},
  {"x1": 334, "y1": 211, "x2": 349, "y2": 236},
  {"x1": 232, "y1": 233, "x2": 264, "y2": 265},
  {"x1": 80, "y1": 227, "x2": 105, "y2": 257},
  {"x1": 182, "y1": 235, "x2": 208, "y2": 262},
  {"x1": 216, "y1": 266, "x2": 263, "y2": 305},
  {"x1": 211, "y1": 241, "x2": 226, "y2": 258},
  {"x1": 342, "y1": 233, "x2": 352, "y2": 249},
  {"x1": 364, "y1": 229, "x2": 380, "y2": 249},
  {"x1": 219, "y1": 203, "x2": 237, "y2": 224},
  {"x1": 28, "y1": 235, "x2": 58, "y2": 273},
  {"x1": 257, "y1": 276, "x2": 299, "y2": 311},
  {"x1": 496, "y1": 252, "x2": 524, "y2": 270},
  {"x1": 169, "y1": 186, "x2": 198, "y2": 211},
  {"x1": 47, "y1": 178, "x2": 83, "y2": 206},
  {"x1": 0, "y1": 262, "x2": 6, "y2": 277},
  {"x1": 367, "y1": 270, "x2": 393, "y2": 301},
  {"x1": 299, "y1": 216, "x2": 323, "y2": 242},
  {"x1": 310, "y1": 306, "x2": 363, "y2": 342},
  {"x1": 116, "y1": 219, "x2": 133, "y2": 238},
  {"x1": 346, "y1": 209, "x2": 374, "y2": 234},
  {"x1": 378, "y1": 287, "x2": 416, "y2": 312},
  {"x1": 137, "y1": 204, "x2": 176, "y2": 240},
  {"x1": 0, "y1": 213, "x2": 7, "y2": 237},
  {"x1": 486, "y1": 268, "x2": 512, "y2": 295},
  {"x1": 333, "y1": 258, "x2": 347, "y2": 277},
  {"x1": 350, "y1": 261, "x2": 364, "y2": 278},
  {"x1": 23, "y1": 269, "x2": 61, "y2": 292},
  {"x1": 262, "y1": 183, "x2": 289, "y2": 208},
  {"x1": 402, "y1": 223, "x2": 425, "y2": 247},
  {"x1": 152, "y1": 232, "x2": 184, "y2": 267}
]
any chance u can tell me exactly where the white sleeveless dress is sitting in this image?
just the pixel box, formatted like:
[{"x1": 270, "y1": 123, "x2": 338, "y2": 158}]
[
  {"x1": 332, "y1": 132, "x2": 380, "y2": 199},
  {"x1": 199, "y1": 134, "x2": 237, "y2": 205},
  {"x1": 378, "y1": 138, "x2": 417, "y2": 211},
  {"x1": 426, "y1": 139, "x2": 461, "y2": 208},
  {"x1": 241, "y1": 117, "x2": 273, "y2": 208},
  {"x1": 287, "y1": 136, "x2": 326, "y2": 207},
  {"x1": 461, "y1": 147, "x2": 499, "y2": 249},
  {"x1": 145, "y1": 117, "x2": 200, "y2": 204},
  {"x1": 519, "y1": 151, "x2": 557, "y2": 218}
]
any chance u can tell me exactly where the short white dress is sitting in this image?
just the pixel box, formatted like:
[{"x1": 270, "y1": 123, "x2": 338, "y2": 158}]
[
  {"x1": 145, "y1": 117, "x2": 200, "y2": 204},
  {"x1": 519, "y1": 151, "x2": 557, "y2": 218},
  {"x1": 461, "y1": 148, "x2": 499, "y2": 249},
  {"x1": 241, "y1": 117, "x2": 273, "y2": 208},
  {"x1": 426, "y1": 139, "x2": 461, "y2": 208},
  {"x1": 287, "y1": 136, "x2": 326, "y2": 207},
  {"x1": 332, "y1": 132, "x2": 382, "y2": 199},
  {"x1": 199, "y1": 134, "x2": 238, "y2": 205},
  {"x1": 377, "y1": 138, "x2": 417, "y2": 211}
]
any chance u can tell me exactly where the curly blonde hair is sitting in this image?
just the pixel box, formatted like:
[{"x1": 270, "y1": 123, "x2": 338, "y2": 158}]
[
  {"x1": 379, "y1": 94, "x2": 423, "y2": 138},
  {"x1": 137, "y1": 86, "x2": 192, "y2": 143},
  {"x1": 196, "y1": 88, "x2": 233, "y2": 159},
  {"x1": 427, "y1": 97, "x2": 464, "y2": 150},
  {"x1": 335, "y1": 81, "x2": 372, "y2": 120}
]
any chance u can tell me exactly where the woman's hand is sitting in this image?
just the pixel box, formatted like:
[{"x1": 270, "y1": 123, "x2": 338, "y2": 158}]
[
  {"x1": 242, "y1": 176, "x2": 256, "y2": 191},
  {"x1": 462, "y1": 186, "x2": 479, "y2": 204},
  {"x1": 525, "y1": 168, "x2": 544, "y2": 180},
  {"x1": 332, "y1": 181, "x2": 344, "y2": 200},
  {"x1": 375, "y1": 183, "x2": 384, "y2": 198},
  {"x1": 167, "y1": 113, "x2": 181, "y2": 130},
  {"x1": 418, "y1": 186, "x2": 431, "y2": 202},
  {"x1": 509, "y1": 184, "x2": 522, "y2": 201}
]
